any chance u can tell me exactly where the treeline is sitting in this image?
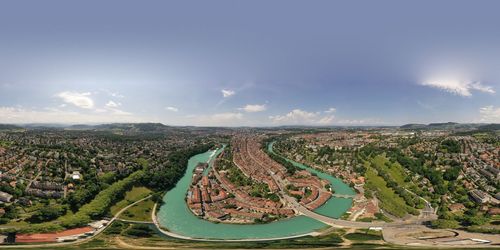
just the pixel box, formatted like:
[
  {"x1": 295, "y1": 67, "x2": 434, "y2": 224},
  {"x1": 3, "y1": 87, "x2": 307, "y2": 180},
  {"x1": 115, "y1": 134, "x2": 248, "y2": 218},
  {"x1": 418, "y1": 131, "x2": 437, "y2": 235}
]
[
  {"x1": 21, "y1": 143, "x2": 214, "y2": 233},
  {"x1": 373, "y1": 165, "x2": 424, "y2": 212},
  {"x1": 439, "y1": 139, "x2": 461, "y2": 153},
  {"x1": 263, "y1": 140, "x2": 299, "y2": 175},
  {"x1": 142, "y1": 143, "x2": 214, "y2": 191},
  {"x1": 61, "y1": 170, "x2": 145, "y2": 228},
  {"x1": 267, "y1": 152, "x2": 299, "y2": 175},
  {"x1": 360, "y1": 145, "x2": 450, "y2": 195},
  {"x1": 22, "y1": 170, "x2": 145, "y2": 233},
  {"x1": 262, "y1": 137, "x2": 300, "y2": 175}
]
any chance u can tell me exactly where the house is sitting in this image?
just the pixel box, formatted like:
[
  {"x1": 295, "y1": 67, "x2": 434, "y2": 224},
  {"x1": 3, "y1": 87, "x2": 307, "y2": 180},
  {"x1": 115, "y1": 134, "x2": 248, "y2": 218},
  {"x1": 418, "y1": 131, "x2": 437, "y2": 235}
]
[
  {"x1": 488, "y1": 207, "x2": 500, "y2": 216},
  {"x1": 469, "y1": 189, "x2": 489, "y2": 204},
  {"x1": 449, "y1": 203, "x2": 465, "y2": 212},
  {"x1": 71, "y1": 171, "x2": 81, "y2": 180},
  {"x1": 0, "y1": 191, "x2": 13, "y2": 203},
  {"x1": 17, "y1": 197, "x2": 32, "y2": 206}
]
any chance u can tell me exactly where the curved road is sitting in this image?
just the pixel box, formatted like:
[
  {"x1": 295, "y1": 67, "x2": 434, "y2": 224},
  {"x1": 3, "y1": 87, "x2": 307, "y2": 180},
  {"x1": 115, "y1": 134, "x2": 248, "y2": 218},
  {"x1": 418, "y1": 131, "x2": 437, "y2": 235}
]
[
  {"x1": 151, "y1": 203, "x2": 321, "y2": 242},
  {"x1": 267, "y1": 142, "x2": 437, "y2": 229},
  {"x1": 152, "y1": 143, "x2": 438, "y2": 242},
  {"x1": 0, "y1": 195, "x2": 152, "y2": 248}
]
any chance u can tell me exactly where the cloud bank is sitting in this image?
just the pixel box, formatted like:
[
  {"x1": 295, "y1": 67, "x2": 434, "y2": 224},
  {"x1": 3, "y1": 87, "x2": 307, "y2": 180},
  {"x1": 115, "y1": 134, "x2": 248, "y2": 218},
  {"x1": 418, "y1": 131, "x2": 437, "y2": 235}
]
[
  {"x1": 56, "y1": 91, "x2": 94, "y2": 109},
  {"x1": 420, "y1": 79, "x2": 495, "y2": 97},
  {"x1": 221, "y1": 89, "x2": 235, "y2": 98},
  {"x1": 269, "y1": 109, "x2": 334, "y2": 125},
  {"x1": 239, "y1": 104, "x2": 267, "y2": 113},
  {"x1": 479, "y1": 105, "x2": 500, "y2": 122},
  {"x1": 165, "y1": 106, "x2": 179, "y2": 112}
]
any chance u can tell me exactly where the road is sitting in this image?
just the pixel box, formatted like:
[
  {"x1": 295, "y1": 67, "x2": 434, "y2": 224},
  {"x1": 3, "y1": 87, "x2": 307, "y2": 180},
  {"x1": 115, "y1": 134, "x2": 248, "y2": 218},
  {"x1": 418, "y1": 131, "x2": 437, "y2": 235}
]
[
  {"x1": 265, "y1": 142, "x2": 438, "y2": 228},
  {"x1": 24, "y1": 160, "x2": 47, "y2": 192},
  {"x1": 151, "y1": 202, "x2": 321, "y2": 242},
  {"x1": 403, "y1": 187, "x2": 435, "y2": 217},
  {"x1": 330, "y1": 194, "x2": 356, "y2": 199},
  {"x1": 0, "y1": 195, "x2": 152, "y2": 248},
  {"x1": 282, "y1": 191, "x2": 435, "y2": 228}
]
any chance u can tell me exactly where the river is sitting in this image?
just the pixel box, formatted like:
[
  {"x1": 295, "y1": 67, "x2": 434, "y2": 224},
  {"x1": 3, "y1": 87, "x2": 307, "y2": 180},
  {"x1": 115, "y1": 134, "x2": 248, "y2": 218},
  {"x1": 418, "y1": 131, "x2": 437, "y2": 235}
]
[{"x1": 156, "y1": 142, "x2": 354, "y2": 240}]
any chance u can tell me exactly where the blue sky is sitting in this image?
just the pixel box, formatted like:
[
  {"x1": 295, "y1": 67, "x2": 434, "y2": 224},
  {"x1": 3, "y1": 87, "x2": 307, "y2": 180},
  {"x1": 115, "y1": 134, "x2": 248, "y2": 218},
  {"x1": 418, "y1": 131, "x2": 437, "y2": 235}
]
[{"x1": 1, "y1": 0, "x2": 499, "y2": 126}]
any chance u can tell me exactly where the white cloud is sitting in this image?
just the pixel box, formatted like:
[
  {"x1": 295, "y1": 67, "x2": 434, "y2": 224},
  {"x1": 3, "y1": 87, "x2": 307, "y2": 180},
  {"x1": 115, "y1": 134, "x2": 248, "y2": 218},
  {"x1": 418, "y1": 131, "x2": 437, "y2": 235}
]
[
  {"x1": 0, "y1": 106, "x2": 140, "y2": 124},
  {"x1": 239, "y1": 104, "x2": 267, "y2": 113},
  {"x1": 335, "y1": 119, "x2": 381, "y2": 125},
  {"x1": 105, "y1": 100, "x2": 121, "y2": 108},
  {"x1": 221, "y1": 89, "x2": 235, "y2": 98},
  {"x1": 165, "y1": 106, "x2": 179, "y2": 112},
  {"x1": 56, "y1": 91, "x2": 94, "y2": 109},
  {"x1": 110, "y1": 92, "x2": 124, "y2": 98},
  {"x1": 324, "y1": 107, "x2": 336, "y2": 113},
  {"x1": 420, "y1": 78, "x2": 495, "y2": 97},
  {"x1": 479, "y1": 106, "x2": 500, "y2": 122},
  {"x1": 101, "y1": 101, "x2": 130, "y2": 115},
  {"x1": 269, "y1": 109, "x2": 334, "y2": 125},
  {"x1": 99, "y1": 89, "x2": 125, "y2": 98},
  {"x1": 317, "y1": 116, "x2": 335, "y2": 125},
  {"x1": 110, "y1": 109, "x2": 132, "y2": 115}
]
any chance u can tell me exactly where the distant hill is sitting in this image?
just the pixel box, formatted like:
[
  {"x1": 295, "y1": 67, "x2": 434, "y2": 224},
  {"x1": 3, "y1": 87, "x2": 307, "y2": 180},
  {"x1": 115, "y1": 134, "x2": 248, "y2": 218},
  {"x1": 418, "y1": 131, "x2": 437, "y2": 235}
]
[
  {"x1": 68, "y1": 124, "x2": 94, "y2": 130},
  {"x1": 400, "y1": 124, "x2": 427, "y2": 129},
  {"x1": 428, "y1": 122, "x2": 459, "y2": 127},
  {"x1": 67, "y1": 123, "x2": 171, "y2": 132},
  {"x1": 0, "y1": 124, "x2": 22, "y2": 130},
  {"x1": 14, "y1": 123, "x2": 70, "y2": 129},
  {"x1": 400, "y1": 122, "x2": 499, "y2": 131},
  {"x1": 477, "y1": 123, "x2": 500, "y2": 131},
  {"x1": 94, "y1": 123, "x2": 170, "y2": 132}
]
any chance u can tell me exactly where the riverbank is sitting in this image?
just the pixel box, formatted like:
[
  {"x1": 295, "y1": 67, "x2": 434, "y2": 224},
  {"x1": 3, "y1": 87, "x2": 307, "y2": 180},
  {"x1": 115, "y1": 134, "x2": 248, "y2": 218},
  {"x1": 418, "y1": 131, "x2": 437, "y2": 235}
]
[{"x1": 155, "y1": 142, "x2": 358, "y2": 240}]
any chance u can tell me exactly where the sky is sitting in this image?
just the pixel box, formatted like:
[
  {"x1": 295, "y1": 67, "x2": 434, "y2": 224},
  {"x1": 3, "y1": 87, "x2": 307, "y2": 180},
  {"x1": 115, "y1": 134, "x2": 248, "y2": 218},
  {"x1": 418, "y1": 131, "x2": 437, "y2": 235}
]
[{"x1": 1, "y1": 0, "x2": 500, "y2": 126}]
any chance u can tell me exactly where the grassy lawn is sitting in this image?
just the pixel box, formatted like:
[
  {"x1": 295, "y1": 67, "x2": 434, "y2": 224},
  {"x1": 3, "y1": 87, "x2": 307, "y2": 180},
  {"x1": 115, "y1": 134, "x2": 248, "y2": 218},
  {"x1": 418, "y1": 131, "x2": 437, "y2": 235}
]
[
  {"x1": 344, "y1": 229, "x2": 383, "y2": 241},
  {"x1": 0, "y1": 140, "x2": 12, "y2": 147},
  {"x1": 119, "y1": 197, "x2": 154, "y2": 222},
  {"x1": 110, "y1": 186, "x2": 152, "y2": 215},
  {"x1": 364, "y1": 167, "x2": 411, "y2": 218},
  {"x1": 371, "y1": 155, "x2": 406, "y2": 186}
]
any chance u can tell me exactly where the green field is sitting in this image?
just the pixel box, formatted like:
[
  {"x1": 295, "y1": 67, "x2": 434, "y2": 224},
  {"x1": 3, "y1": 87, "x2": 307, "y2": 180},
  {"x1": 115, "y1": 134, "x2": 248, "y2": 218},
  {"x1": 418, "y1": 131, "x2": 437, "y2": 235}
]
[
  {"x1": 364, "y1": 166, "x2": 412, "y2": 218},
  {"x1": 345, "y1": 229, "x2": 383, "y2": 241},
  {"x1": 370, "y1": 155, "x2": 407, "y2": 185},
  {"x1": 119, "y1": 197, "x2": 154, "y2": 221},
  {"x1": 110, "y1": 186, "x2": 152, "y2": 215}
]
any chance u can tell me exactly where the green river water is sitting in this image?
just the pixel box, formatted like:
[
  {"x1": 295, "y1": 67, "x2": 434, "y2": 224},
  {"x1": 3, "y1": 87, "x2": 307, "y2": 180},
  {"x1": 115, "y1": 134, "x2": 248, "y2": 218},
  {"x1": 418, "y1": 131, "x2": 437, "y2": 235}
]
[{"x1": 156, "y1": 142, "x2": 355, "y2": 240}]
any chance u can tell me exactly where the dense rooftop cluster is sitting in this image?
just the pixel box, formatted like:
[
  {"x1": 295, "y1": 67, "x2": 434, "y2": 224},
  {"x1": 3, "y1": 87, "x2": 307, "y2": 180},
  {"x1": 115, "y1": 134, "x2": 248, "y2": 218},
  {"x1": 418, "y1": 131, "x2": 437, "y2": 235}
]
[
  {"x1": 0, "y1": 126, "x2": 221, "y2": 225},
  {"x1": 186, "y1": 135, "x2": 333, "y2": 223},
  {"x1": 274, "y1": 127, "x2": 499, "y2": 233}
]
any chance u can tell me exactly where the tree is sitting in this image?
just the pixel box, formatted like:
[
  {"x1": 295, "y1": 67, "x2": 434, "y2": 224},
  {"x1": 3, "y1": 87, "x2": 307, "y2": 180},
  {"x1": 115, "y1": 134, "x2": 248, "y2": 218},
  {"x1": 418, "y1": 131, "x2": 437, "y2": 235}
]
[
  {"x1": 464, "y1": 213, "x2": 488, "y2": 226},
  {"x1": 431, "y1": 219, "x2": 460, "y2": 229},
  {"x1": 29, "y1": 205, "x2": 66, "y2": 223},
  {"x1": 123, "y1": 224, "x2": 153, "y2": 237},
  {"x1": 443, "y1": 167, "x2": 460, "y2": 181}
]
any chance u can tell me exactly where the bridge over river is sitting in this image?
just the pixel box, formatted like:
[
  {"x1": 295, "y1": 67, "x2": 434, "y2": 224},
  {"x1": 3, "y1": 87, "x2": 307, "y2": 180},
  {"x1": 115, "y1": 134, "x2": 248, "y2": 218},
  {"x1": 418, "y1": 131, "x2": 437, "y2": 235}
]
[
  {"x1": 266, "y1": 141, "x2": 437, "y2": 229},
  {"x1": 155, "y1": 142, "x2": 437, "y2": 241},
  {"x1": 331, "y1": 193, "x2": 356, "y2": 199}
]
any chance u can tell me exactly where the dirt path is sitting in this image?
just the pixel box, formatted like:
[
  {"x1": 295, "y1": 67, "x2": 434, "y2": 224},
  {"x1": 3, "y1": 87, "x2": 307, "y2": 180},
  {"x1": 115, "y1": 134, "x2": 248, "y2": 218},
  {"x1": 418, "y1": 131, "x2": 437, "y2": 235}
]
[
  {"x1": 383, "y1": 225, "x2": 500, "y2": 248},
  {"x1": 115, "y1": 237, "x2": 176, "y2": 249},
  {"x1": 0, "y1": 195, "x2": 152, "y2": 248}
]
